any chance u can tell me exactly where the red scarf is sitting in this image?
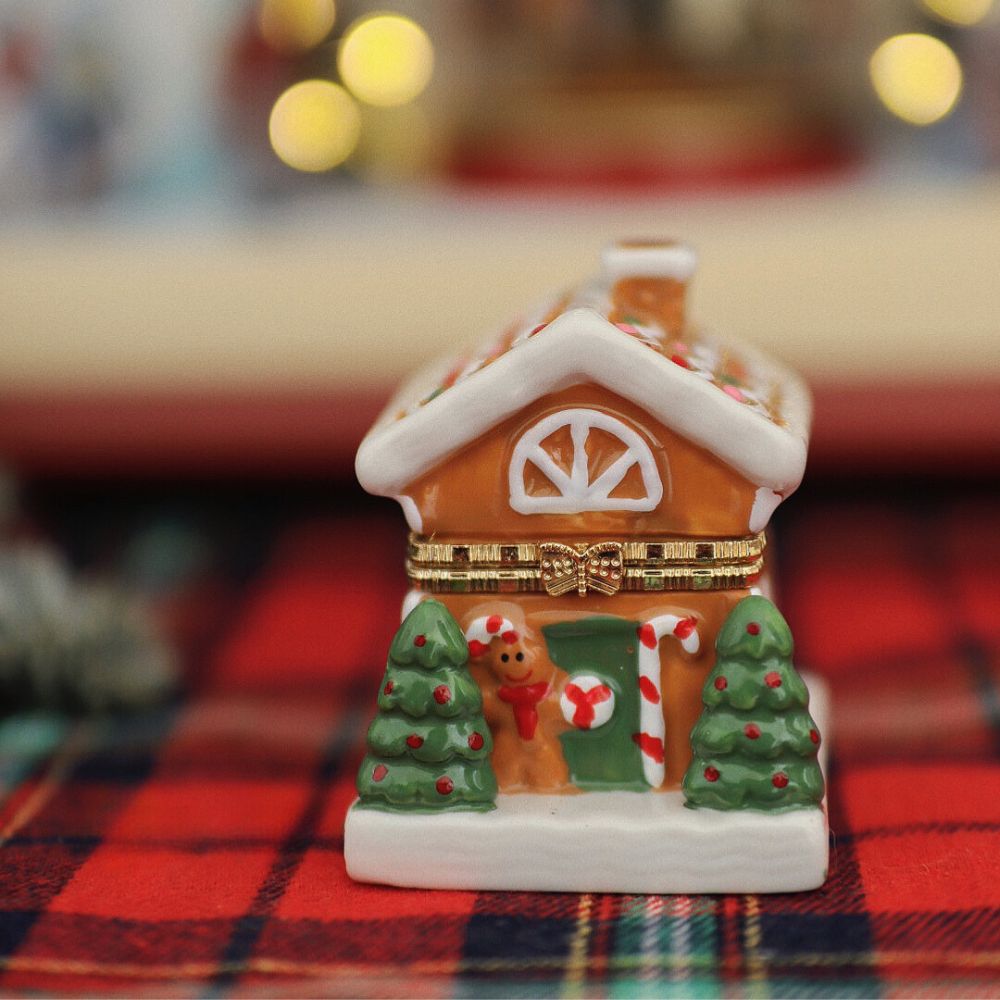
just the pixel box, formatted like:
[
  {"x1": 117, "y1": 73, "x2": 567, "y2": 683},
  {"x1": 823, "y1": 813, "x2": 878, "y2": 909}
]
[{"x1": 497, "y1": 682, "x2": 550, "y2": 740}]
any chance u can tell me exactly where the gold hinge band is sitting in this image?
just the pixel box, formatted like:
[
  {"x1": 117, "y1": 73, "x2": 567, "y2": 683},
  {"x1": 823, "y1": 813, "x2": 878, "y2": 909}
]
[{"x1": 406, "y1": 531, "x2": 765, "y2": 595}]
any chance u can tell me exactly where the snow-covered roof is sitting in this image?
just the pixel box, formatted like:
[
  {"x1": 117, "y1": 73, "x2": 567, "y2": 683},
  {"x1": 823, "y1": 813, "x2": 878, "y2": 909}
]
[{"x1": 356, "y1": 243, "x2": 811, "y2": 498}]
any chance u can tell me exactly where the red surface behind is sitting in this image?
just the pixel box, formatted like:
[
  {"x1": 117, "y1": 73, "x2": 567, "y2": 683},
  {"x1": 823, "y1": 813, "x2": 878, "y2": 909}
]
[{"x1": 1, "y1": 382, "x2": 997, "y2": 476}]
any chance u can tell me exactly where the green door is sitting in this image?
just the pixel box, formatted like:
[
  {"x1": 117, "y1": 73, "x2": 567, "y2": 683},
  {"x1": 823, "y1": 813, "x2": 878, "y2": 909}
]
[{"x1": 542, "y1": 616, "x2": 646, "y2": 791}]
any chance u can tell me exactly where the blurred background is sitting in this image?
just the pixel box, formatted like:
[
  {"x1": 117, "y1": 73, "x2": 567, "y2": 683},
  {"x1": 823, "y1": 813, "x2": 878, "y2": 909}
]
[
  {"x1": 0, "y1": 0, "x2": 997, "y2": 702},
  {"x1": 1, "y1": 0, "x2": 999, "y2": 473}
]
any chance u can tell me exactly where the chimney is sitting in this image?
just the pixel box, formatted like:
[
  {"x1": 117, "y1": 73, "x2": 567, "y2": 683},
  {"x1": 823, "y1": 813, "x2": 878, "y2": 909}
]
[{"x1": 601, "y1": 239, "x2": 697, "y2": 337}]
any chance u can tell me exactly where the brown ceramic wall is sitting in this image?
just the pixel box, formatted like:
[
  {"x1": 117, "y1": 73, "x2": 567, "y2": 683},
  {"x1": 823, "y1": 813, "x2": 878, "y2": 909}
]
[
  {"x1": 401, "y1": 381, "x2": 763, "y2": 790},
  {"x1": 404, "y1": 384, "x2": 758, "y2": 540}
]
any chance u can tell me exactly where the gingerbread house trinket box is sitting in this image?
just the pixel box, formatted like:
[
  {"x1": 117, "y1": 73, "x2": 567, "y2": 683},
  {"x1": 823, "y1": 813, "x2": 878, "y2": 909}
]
[{"x1": 345, "y1": 240, "x2": 829, "y2": 894}]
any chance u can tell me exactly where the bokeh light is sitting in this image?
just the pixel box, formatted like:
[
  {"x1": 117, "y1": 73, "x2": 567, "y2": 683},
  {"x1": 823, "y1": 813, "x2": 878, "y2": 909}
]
[
  {"x1": 258, "y1": 0, "x2": 336, "y2": 53},
  {"x1": 869, "y1": 33, "x2": 963, "y2": 125},
  {"x1": 337, "y1": 13, "x2": 434, "y2": 107},
  {"x1": 919, "y1": 0, "x2": 994, "y2": 25},
  {"x1": 268, "y1": 80, "x2": 360, "y2": 172}
]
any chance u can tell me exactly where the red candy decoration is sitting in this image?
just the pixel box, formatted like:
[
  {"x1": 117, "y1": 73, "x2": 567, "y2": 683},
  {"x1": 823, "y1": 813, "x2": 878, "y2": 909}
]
[
  {"x1": 564, "y1": 682, "x2": 612, "y2": 729},
  {"x1": 486, "y1": 615, "x2": 503, "y2": 634},
  {"x1": 383, "y1": 681, "x2": 394, "y2": 695},
  {"x1": 468, "y1": 639, "x2": 488, "y2": 658},
  {"x1": 765, "y1": 672, "x2": 782, "y2": 688},
  {"x1": 638, "y1": 676, "x2": 660, "y2": 704},
  {"x1": 631, "y1": 732, "x2": 665, "y2": 763},
  {"x1": 468, "y1": 732, "x2": 484, "y2": 750},
  {"x1": 772, "y1": 772, "x2": 789, "y2": 788},
  {"x1": 372, "y1": 764, "x2": 388, "y2": 782},
  {"x1": 406, "y1": 734, "x2": 423, "y2": 748},
  {"x1": 704, "y1": 766, "x2": 720, "y2": 782},
  {"x1": 674, "y1": 617, "x2": 697, "y2": 640},
  {"x1": 413, "y1": 634, "x2": 426, "y2": 647},
  {"x1": 744, "y1": 723, "x2": 761, "y2": 740},
  {"x1": 433, "y1": 684, "x2": 451, "y2": 704},
  {"x1": 637, "y1": 623, "x2": 657, "y2": 649},
  {"x1": 436, "y1": 776, "x2": 454, "y2": 795},
  {"x1": 746, "y1": 622, "x2": 761, "y2": 635},
  {"x1": 714, "y1": 676, "x2": 728, "y2": 691},
  {"x1": 810, "y1": 729, "x2": 820, "y2": 744}
]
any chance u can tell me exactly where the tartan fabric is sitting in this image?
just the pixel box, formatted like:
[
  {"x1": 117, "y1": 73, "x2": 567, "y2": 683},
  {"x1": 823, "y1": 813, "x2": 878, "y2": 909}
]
[{"x1": 1, "y1": 488, "x2": 999, "y2": 997}]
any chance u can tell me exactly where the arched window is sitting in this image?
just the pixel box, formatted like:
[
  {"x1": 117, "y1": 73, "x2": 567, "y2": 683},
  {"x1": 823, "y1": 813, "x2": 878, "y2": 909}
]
[{"x1": 508, "y1": 408, "x2": 663, "y2": 514}]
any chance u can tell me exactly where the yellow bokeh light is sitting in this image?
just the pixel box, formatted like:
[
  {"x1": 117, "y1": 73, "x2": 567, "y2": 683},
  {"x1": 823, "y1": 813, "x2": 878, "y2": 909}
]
[
  {"x1": 869, "y1": 33, "x2": 962, "y2": 125},
  {"x1": 258, "y1": 0, "x2": 336, "y2": 53},
  {"x1": 337, "y1": 13, "x2": 434, "y2": 107},
  {"x1": 920, "y1": 0, "x2": 994, "y2": 25},
  {"x1": 269, "y1": 80, "x2": 360, "y2": 172}
]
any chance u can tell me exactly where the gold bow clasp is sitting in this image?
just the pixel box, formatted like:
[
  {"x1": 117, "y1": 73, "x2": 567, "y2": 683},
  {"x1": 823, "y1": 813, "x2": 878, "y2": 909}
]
[{"x1": 539, "y1": 541, "x2": 625, "y2": 596}]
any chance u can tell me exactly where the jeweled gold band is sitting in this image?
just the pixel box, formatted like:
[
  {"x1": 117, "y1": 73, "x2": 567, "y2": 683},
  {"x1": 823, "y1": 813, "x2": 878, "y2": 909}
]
[{"x1": 406, "y1": 532, "x2": 765, "y2": 595}]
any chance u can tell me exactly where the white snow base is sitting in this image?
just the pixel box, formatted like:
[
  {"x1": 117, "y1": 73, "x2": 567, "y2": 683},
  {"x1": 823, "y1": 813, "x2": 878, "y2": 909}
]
[{"x1": 345, "y1": 674, "x2": 830, "y2": 894}]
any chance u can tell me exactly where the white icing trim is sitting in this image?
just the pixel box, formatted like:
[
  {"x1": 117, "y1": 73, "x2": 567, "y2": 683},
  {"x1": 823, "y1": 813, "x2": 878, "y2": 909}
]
[
  {"x1": 400, "y1": 589, "x2": 428, "y2": 621},
  {"x1": 356, "y1": 310, "x2": 810, "y2": 497},
  {"x1": 394, "y1": 494, "x2": 423, "y2": 533},
  {"x1": 754, "y1": 571, "x2": 776, "y2": 602},
  {"x1": 749, "y1": 486, "x2": 783, "y2": 533},
  {"x1": 636, "y1": 615, "x2": 701, "y2": 789},
  {"x1": 508, "y1": 408, "x2": 663, "y2": 514}
]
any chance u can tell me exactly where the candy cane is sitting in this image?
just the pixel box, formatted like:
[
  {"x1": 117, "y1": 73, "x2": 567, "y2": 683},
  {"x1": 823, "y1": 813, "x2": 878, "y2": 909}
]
[
  {"x1": 464, "y1": 615, "x2": 519, "y2": 658},
  {"x1": 634, "y1": 615, "x2": 699, "y2": 788}
]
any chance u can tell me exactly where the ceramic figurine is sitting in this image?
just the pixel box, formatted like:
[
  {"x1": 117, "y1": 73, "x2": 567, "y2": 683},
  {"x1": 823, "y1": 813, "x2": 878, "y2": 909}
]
[{"x1": 345, "y1": 240, "x2": 828, "y2": 893}]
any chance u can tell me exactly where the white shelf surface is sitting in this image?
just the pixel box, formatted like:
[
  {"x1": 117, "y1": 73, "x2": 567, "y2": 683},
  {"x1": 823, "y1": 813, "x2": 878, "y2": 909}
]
[{"x1": 3, "y1": 178, "x2": 999, "y2": 393}]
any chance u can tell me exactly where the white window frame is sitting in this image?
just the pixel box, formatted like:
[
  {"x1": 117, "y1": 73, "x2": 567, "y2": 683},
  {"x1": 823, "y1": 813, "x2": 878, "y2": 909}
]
[{"x1": 508, "y1": 408, "x2": 663, "y2": 514}]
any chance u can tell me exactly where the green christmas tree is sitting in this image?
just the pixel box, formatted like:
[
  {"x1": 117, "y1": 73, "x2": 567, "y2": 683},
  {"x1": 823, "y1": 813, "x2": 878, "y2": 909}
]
[
  {"x1": 356, "y1": 599, "x2": 497, "y2": 812},
  {"x1": 682, "y1": 595, "x2": 824, "y2": 811}
]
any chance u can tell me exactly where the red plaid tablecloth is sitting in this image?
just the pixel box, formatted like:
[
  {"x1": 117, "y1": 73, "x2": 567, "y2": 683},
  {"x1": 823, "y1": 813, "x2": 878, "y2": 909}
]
[{"x1": 1, "y1": 489, "x2": 999, "y2": 997}]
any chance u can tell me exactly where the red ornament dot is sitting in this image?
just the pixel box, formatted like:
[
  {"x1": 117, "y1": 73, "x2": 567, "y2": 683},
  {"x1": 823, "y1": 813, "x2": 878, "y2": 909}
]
[
  {"x1": 704, "y1": 766, "x2": 720, "y2": 782},
  {"x1": 714, "y1": 676, "x2": 728, "y2": 691},
  {"x1": 383, "y1": 681, "x2": 394, "y2": 695},
  {"x1": 413, "y1": 634, "x2": 426, "y2": 647},
  {"x1": 372, "y1": 764, "x2": 388, "y2": 782},
  {"x1": 433, "y1": 685, "x2": 451, "y2": 704},
  {"x1": 765, "y1": 672, "x2": 782, "y2": 688},
  {"x1": 744, "y1": 723, "x2": 761, "y2": 740},
  {"x1": 810, "y1": 729, "x2": 820, "y2": 744},
  {"x1": 468, "y1": 732, "x2": 484, "y2": 750},
  {"x1": 406, "y1": 734, "x2": 423, "y2": 749},
  {"x1": 436, "y1": 776, "x2": 454, "y2": 795},
  {"x1": 772, "y1": 772, "x2": 789, "y2": 789},
  {"x1": 746, "y1": 622, "x2": 761, "y2": 635}
]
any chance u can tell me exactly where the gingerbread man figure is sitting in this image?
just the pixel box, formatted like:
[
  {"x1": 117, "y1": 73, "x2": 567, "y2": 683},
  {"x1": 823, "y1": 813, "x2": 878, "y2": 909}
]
[{"x1": 465, "y1": 615, "x2": 573, "y2": 793}]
